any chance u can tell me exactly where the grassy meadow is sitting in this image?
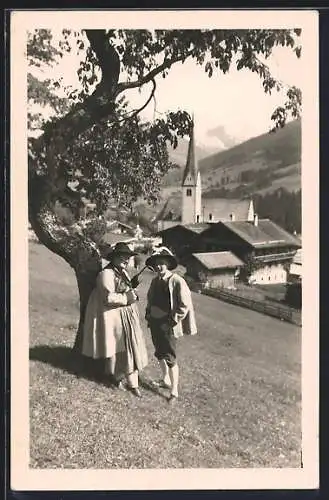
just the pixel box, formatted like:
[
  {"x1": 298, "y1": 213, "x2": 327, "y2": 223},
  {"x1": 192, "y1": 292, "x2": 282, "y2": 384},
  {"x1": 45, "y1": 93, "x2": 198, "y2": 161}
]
[{"x1": 29, "y1": 241, "x2": 302, "y2": 469}]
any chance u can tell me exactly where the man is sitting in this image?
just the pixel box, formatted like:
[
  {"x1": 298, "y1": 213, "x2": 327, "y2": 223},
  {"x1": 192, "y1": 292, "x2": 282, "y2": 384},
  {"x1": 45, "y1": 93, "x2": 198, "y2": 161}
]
[{"x1": 145, "y1": 247, "x2": 197, "y2": 403}]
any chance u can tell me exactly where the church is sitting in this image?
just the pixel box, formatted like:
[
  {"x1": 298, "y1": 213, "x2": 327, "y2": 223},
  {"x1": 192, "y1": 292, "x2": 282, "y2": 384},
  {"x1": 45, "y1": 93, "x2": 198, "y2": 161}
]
[{"x1": 157, "y1": 121, "x2": 255, "y2": 232}]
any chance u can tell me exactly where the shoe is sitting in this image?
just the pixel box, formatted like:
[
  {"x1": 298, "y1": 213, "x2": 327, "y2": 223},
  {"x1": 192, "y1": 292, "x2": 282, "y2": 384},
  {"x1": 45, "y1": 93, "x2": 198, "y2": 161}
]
[
  {"x1": 152, "y1": 379, "x2": 171, "y2": 389},
  {"x1": 128, "y1": 387, "x2": 142, "y2": 398},
  {"x1": 167, "y1": 394, "x2": 178, "y2": 404},
  {"x1": 108, "y1": 376, "x2": 126, "y2": 390}
]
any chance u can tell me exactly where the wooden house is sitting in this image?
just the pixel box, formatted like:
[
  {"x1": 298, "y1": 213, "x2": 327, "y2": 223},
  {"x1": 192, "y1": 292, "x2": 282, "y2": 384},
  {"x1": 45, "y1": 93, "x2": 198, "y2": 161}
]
[
  {"x1": 201, "y1": 216, "x2": 301, "y2": 285},
  {"x1": 106, "y1": 220, "x2": 135, "y2": 235},
  {"x1": 288, "y1": 248, "x2": 302, "y2": 283},
  {"x1": 185, "y1": 251, "x2": 244, "y2": 289},
  {"x1": 158, "y1": 223, "x2": 211, "y2": 261}
]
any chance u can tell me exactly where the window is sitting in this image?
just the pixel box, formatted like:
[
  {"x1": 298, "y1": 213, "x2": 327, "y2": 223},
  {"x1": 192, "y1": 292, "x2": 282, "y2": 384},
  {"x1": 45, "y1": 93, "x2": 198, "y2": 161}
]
[{"x1": 186, "y1": 188, "x2": 192, "y2": 196}]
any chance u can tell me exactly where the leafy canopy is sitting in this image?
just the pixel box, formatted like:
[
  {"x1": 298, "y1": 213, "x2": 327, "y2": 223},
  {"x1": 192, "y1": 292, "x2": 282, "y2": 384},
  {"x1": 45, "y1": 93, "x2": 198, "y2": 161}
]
[{"x1": 27, "y1": 28, "x2": 302, "y2": 214}]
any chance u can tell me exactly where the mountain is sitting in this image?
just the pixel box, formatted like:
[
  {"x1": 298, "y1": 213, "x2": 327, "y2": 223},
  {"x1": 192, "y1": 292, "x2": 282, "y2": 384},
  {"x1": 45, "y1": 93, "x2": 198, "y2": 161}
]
[
  {"x1": 200, "y1": 119, "x2": 301, "y2": 196},
  {"x1": 163, "y1": 119, "x2": 301, "y2": 197},
  {"x1": 205, "y1": 125, "x2": 238, "y2": 149}
]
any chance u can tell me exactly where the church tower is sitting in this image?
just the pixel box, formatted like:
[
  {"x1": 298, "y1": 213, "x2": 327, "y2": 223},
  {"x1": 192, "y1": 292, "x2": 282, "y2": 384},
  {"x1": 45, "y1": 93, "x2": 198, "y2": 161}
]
[{"x1": 181, "y1": 120, "x2": 202, "y2": 224}]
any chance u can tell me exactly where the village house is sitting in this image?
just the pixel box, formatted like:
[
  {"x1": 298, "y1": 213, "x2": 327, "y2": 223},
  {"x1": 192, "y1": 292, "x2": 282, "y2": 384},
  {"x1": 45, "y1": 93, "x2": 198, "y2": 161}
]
[
  {"x1": 200, "y1": 216, "x2": 301, "y2": 285},
  {"x1": 185, "y1": 251, "x2": 244, "y2": 289},
  {"x1": 158, "y1": 222, "x2": 211, "y2": 260},
  {"x1": 105, "y1": 220, "x2": 136, "y2": 235},
  {"x1": 288, "y1": 247, "x2": 302, "y2": 283}
]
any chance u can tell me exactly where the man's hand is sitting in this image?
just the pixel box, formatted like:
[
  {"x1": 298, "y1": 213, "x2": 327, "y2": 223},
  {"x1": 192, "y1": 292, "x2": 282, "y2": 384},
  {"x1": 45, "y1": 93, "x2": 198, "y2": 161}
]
[{"x1": 131, "y1": 274, "x2": 140, "y2": 289}]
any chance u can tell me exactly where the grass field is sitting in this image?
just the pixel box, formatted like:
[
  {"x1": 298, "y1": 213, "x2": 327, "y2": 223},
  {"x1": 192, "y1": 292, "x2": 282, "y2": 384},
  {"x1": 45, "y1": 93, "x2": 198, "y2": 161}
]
[{"x1": 29, "y1": 241, "x2": 302, "y2": 469}]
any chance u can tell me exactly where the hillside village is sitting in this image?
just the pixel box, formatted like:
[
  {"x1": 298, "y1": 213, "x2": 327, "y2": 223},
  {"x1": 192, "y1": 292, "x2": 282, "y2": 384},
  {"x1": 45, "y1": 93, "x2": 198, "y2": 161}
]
[
  {"x1": 85, "y1": 119, "x2": 302, "y2": 311},
  {"x1": 30, "y1": 117, "x2": 302, "y2": 310}
]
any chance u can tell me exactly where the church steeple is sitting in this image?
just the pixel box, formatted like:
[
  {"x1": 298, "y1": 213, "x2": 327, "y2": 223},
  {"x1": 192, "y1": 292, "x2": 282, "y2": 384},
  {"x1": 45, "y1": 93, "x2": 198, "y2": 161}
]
[
  {"x1": 182, "y1": 118, "x2": 199, "y2": 187},
  {"x1": 181, "y1": 116, "x2": 202, "y2": 224}
]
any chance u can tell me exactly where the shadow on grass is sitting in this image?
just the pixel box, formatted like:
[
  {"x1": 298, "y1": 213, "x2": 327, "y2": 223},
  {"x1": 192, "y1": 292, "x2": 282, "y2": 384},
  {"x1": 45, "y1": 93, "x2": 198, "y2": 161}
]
[
  {"x1": 138, "y1": 377, "x2": 168, "y2": 400},
  {"x1": 29, "y1": 344, "x2": 168, "y2": 398},
  {"x1": 29, "y1": 345, "x2": 105, "y2": 383}
]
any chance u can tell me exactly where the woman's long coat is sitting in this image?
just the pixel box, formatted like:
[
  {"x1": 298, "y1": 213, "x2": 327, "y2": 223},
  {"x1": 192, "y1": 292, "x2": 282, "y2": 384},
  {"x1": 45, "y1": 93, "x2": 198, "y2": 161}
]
[{"x1": 82, "y1": 267, "x2": 146, "y2": 363}]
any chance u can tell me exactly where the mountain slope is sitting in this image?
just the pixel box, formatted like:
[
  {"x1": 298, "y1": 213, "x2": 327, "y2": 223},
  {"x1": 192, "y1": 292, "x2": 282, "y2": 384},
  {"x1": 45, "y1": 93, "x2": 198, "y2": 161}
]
[
  {"x1": 163, "y1": 119, "x2": 301, "y2": 197},
  {"x1": 200, "y1": 119, "x2": 301, "y2": 196}
]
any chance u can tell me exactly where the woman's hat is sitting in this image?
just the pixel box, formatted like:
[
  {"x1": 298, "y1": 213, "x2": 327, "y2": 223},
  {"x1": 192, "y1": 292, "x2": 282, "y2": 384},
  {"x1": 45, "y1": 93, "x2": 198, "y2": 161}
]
[
  {"x1": 104, "y1": 242, "x2": 138, "y2": 261},
  {"x1": 145, "y1": 246, "x2": 178, "y2": 271}
]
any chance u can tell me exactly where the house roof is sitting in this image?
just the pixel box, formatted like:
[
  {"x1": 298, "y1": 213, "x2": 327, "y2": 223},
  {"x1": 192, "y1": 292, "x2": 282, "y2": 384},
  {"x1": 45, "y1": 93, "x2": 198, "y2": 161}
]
[
  {"x1": 221, "y1": 219, "x2": 301, "y2": 249},
  {"x1": 293, "y1": 248, "x2": 302, "y2": 265},
  {"x1": 101, "y1": 232, "x2": 135, "y2": 246},
  {"x1": 202, "y1": 198, "x2": 252, "y2": 221},
  {"x1": 117, "y1": 221, "x2": 134, "y2": 230},
  {"x1": 191, "y1": 251, "x2": 244, "y2": 270},
  {"x1": 155, "y1": 195, "x2": 182, "y2": 222},
  {"x1": 158, "y1": 223, "x2": 211, "y2": 236}
]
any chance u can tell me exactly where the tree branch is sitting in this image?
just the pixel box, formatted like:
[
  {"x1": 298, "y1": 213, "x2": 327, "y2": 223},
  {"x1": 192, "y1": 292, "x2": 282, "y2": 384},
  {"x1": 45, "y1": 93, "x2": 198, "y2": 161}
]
[
  {"x1": 116, "y1": 79, "x2": 156, "y2": 123},
  {"x1": 116, "y1": 49, "x2": 194, "y2": 95},
  {"x1": 32, "y1": 30, "x2": 121, "y2": 162}
]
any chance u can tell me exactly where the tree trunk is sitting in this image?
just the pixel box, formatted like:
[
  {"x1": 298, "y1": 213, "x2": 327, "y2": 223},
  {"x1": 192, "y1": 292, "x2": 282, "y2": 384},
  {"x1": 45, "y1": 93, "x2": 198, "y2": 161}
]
[{"x1": 28, "y1": 165, "x2": 102, "y2": 353}]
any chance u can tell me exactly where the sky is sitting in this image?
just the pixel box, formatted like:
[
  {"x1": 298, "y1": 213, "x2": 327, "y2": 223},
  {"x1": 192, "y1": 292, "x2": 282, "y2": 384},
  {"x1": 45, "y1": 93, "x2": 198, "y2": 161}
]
[
  {"x1": 126, "y1": 45, "x2": 302, "y2": 148},
  {"x1": 32, "y1": 31, "x2": 303, "y2": 149}
]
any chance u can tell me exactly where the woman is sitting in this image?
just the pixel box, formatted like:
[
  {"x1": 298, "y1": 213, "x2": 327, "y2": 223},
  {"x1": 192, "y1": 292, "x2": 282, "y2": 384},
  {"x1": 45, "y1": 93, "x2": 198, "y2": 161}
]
[{"x1": 82, "y1": 242, "x2": 148, "y2": 397}]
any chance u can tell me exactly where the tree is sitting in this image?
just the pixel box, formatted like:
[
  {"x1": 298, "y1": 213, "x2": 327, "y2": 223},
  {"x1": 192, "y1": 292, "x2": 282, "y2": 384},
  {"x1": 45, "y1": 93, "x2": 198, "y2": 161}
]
[{"x1": 27, "y1": 28, "x2": 302, "y2": 351}]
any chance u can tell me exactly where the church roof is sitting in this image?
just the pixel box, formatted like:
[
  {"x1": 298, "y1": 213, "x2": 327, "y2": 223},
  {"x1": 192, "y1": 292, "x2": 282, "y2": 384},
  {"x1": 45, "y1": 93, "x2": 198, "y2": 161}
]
[
  {"x1": 156, "y1": 197, "x2": 253, "y2": 223},
  {"x1": 182, "y1": 223, "x2": 212, "y2": 234},
  {"x1": 182, "y1": 121, "x2": 199, "y2": 186},
  {"x1": 202, "y1": 198, "x2": 252, "y2": 221}
]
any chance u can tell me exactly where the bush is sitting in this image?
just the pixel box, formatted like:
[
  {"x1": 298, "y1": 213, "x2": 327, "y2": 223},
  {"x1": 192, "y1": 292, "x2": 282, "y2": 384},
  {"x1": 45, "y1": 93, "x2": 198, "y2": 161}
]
[{"x1": 285, "y1": 282, "x2": 302, "y2": 309}]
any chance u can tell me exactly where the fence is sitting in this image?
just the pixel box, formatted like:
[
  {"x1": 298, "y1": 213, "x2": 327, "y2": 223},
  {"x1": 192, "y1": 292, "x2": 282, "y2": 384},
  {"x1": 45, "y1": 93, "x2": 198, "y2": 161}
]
[{"x1": 187, "y1": 278, "x2": 301, "y2": 326}]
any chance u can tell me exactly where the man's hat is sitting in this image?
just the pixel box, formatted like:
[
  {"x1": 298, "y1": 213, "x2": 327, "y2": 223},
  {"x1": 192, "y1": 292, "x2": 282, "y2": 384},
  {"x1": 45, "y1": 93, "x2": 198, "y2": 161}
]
[
  {"x1": 145, "y1": 246, "x2": 178, "y2": 271},
  {"x1": 104, "y1": 242, "x2": 138, "y2": 261}
]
